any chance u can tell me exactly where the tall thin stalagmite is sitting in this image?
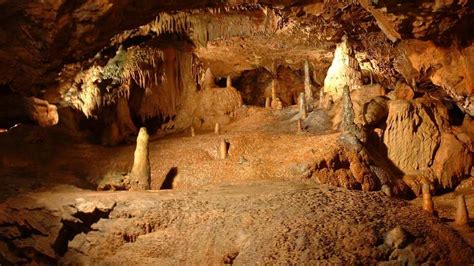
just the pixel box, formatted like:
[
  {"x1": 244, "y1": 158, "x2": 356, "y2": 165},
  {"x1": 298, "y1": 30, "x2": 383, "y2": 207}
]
[
  {"x1": 304, "y1": 60, "x2": 313, "y2": 104},
  {"x1": 299, "y1": 92, "x2": 307, "y2": 119},
  {"x1": 219, "y1": 139, "x2": 228, "y2": 159},
  {"x1": 130, "y1": 127, "x2": 151, "y2": 190},
  {"x1": 422, "y1": 184, "x2": 435, "y2": 215},
  {"x1": 265, "y1": 97, "x2": 271, "y2": 108},
  {"x1": 454, "y1": 194, "x2": 469, "y2": 226},
  {"x1": 297, "y1": 119, "x2": 303, "y2": 132},
  {"x1": 271, "y1": 80, "x2": 277, "y2": 109}
]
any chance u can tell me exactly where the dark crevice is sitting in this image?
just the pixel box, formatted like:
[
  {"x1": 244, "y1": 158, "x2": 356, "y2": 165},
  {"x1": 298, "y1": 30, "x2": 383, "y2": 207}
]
[
  {"x1": 161, "y1": 167, "x2": 178, "y2": 189},
  {"x1": 53, "y1": 205, "x2": 115, "y2": 257}
]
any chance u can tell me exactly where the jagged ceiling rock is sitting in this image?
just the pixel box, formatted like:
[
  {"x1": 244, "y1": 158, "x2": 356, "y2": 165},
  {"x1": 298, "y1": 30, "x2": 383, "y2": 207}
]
[{"x1": 0, "y1": 0, "x2": 472, "y2": 115}]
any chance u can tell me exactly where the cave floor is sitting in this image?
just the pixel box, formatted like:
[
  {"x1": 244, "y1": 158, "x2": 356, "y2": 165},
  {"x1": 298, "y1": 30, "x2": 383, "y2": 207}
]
[
  {"x1": 0, "y1": 106, "x2": 473, "y2": 263},
  {"x1": 1, "y1": 181, "x2": 473, "y2": 264}
]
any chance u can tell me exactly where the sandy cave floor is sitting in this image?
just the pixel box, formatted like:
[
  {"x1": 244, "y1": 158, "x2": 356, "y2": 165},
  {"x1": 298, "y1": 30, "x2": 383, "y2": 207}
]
[{"x1": 0, "y1": 106, "x2": 473, "y2": 264}]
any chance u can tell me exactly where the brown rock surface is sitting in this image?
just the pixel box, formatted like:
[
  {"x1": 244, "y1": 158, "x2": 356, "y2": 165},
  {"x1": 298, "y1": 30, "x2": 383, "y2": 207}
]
[
  {"x1": 383, "y1": 99, "x2": 442, "y2": 174},
  {"x1": 0, "y1": 183, "x2": 472, "y2": 264},
  {"x1": 433, "y1": 133, "x2": 472, "y2": 189},
  {"x1": 393, "y1": 82, "x2": 415, "y2": 101}
]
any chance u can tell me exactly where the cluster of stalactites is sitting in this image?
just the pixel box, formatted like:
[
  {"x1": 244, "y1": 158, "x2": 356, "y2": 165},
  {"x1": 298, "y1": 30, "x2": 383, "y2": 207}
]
[
  {"x1": 122, "y1": 46, "x2": 166, "y2": 89},
  {"x1": 58, "y1": 45, "x2": 167, "y2": 117},
  {"x1": 136, "y1": 6, "x2": 279, "y2": 48},
  {"x1": 323, "y1": 0, "x2": 361, "y2": 4}
]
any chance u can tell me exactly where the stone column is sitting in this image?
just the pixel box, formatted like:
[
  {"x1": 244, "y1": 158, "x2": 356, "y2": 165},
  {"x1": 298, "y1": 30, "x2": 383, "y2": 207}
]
[{"x1": 130, "y1": 127, "x2": 151, "y2": 190}]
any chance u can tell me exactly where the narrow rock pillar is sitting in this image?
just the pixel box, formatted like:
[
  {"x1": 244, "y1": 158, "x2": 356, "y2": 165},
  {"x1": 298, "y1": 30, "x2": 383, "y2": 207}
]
[
  {"x1": 454, "y1": 194, "x2": 469, "y2": 226},
  {"x1": 299, "y1": 92, "x2": 307, "y2": 119},
  {"x1": 219, "y1": 139, "x2": 228, "y2": 159},
  {"x1": 130, "y1": 127, "x2": 151, "y2": 190},
  {"x1": 304, "y1": 60, "x2": 313, "y2": 103},
  {"x1": 422, "y1": 184, "x2": 435, "y2": 215}
]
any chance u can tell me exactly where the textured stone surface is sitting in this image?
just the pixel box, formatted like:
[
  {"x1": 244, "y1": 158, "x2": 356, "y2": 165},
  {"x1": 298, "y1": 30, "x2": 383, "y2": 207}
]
[
  {"x1": 0, "y1": 183, "x2": 472, "y2": 264},
  {"x1": 383, "y1": 99, "x2": 442, "y2": 174},
  {"x1": 433, "y1": 133, "x2": 472, "y2": 189}
]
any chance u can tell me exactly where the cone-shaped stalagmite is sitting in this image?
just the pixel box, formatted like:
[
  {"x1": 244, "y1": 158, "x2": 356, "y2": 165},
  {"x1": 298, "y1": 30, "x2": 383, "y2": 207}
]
[
  {"x1": 191, "y1": 126, "x2": 196, "y2": 137},
  {"x1": 422, "y1": 184, "x2": 435, "y2": 215},
  {"x1": 215, "y1": 122, "x2": 220, "y2": 134},
  {"x1": 299, "y1": 92, "x2": 307, "y2": 119},
  {"x1": 304, "y1": 60, "x2": 313, "y2": 104},
  {"x1": 226, "y1": 76, "x2": 232, "y2": 88},
  {"x1": 204, "y1": 68, "x2": 215, "y2": 89},
  {"x1": 265, "y1": 97, "x2": 271, "y2": 108},
  {"x1": 297, "y1": 119, "x2": 303, "y2": 132},
  {"x1": 130, "y1": 127, "x2": 151, "y2": 190},
  {"x1": 271, "y1": 80, "x2": 277, "y2": 109},
  {"x1": 454, "y1": 194, "x2": 469, "y2": 226},
  {"x1": 219, "y1": 139, "x2": 228, "y2": 159}
]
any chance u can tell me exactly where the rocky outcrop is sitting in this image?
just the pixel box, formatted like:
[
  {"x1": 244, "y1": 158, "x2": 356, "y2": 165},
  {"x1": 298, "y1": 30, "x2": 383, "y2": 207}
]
[
  {"x1": 383, "y1": 97, "x2": 472, "y2": 191},
  {"x1": 383, "y1": 99, "x2": 444, "y2": 174},
  {"x1": 395, "y1": 40, "x2": 474, "y2": 116},
  {"x1": 433, "y1": 133, "x2": 472, "y2": 189}
]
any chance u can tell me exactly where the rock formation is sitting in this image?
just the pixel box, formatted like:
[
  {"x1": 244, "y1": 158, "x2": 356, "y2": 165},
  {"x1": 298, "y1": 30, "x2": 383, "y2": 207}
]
[
  {"x1": 383, "y1": 99, "x2": 442, "y2": 174},
  {"x1": 129, "y1": 127, "x2": 151, "y2": 190},
  {"x1": 0, "y1": 0, "x2": 473, "y2": 264}
]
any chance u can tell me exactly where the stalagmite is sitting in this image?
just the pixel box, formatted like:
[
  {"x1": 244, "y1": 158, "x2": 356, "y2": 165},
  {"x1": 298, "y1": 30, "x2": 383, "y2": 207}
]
[
  {"x1": 297, "y1": 119, "x2": 303, "y2": 132},
  {"x1": 129, "y1": 127, "x2": 151, "y2": 190},
  {"x1": 215, "y1": 122, "x2": 220, "y2": 134},
  {"x1": 304, "y1": 60, "x2": 313, "y2": 104},
  {"x1": 204, "y1": 68, "x2": 215, "y2": 89},
  {"x1": 271, "y1": 79, "x2": 277, "y2": 109},
  {"x1": 191, "y1": 126, "x2": 196, "y2": 137},
  {"x1": 454, "y1": 194, "x2": 469, "y2": 226},
  {"x1": 275, "y1": 98, "x2": 283, "y2": 110},
  {"x1": 422, "y1": 184, "x2": 435, "y2": 215},
  {"x1": 381, "y1": 185, "x2": 392, "y2": 197},
  {"x1": 341, "y1": 85, "x2": 357, "y2": 135},
  {"x1": 265, "y1": 97, "x2": 271, "y2": 108},
  {"x1": 226, "y1": 76, "x2": 232, "y2": 88},
  {"x1": 299, "y1": 92, "x2": 307, "y2": 119},
  {"x1": 219, "y1": 139, "x2": 228, "y2": 159}
]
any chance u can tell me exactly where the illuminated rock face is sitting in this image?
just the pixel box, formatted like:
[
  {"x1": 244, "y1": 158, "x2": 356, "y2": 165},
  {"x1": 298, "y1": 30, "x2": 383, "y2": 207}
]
[
  {"x1": 322, "y1": 38, "x2": 362, "y2": 101},
  {"x1": 383, "y1": 99, "x2": 442, "y2": 174}
]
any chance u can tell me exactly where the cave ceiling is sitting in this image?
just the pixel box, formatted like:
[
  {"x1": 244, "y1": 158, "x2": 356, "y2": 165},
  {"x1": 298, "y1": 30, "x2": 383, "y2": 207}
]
[{"x1": 0, "y1": 0, "x2": 472, "y2": 97}]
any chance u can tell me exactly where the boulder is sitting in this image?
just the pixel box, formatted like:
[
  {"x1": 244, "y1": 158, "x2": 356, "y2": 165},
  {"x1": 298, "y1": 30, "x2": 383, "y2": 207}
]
[
  {"x1": 432, "y1": 133, "x2": 472, "y2": 189},
  {"x1": 383, "y1": 99, "x2": 444, "y2": 174},
  {"x1": 393, "y1": 82, "x2": 414, "y2": 100}
]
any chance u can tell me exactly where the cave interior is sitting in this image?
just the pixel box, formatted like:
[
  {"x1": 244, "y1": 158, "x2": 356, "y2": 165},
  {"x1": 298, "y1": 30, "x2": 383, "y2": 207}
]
[{"x1": 0, "y1": 0, "x2": 473, "y2": 264}]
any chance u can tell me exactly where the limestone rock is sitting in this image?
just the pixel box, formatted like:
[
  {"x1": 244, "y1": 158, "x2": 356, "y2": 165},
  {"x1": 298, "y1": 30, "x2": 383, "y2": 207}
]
[
  {"x1": 393, "y1": 82, "x2": 414, "y2": 100},
  {"x1": 129, "y1": 127, "x2": 151, "y2": 190},
  {"x1": 402, "y1": 175, "x2": 430, "y2": 197},
  {"x1": 456, "y1": 176, "x2": 474, "y2": 191},
  {"x1": 385, "y1": 226, "x2": 410, "y2": 249},
  {"x1": 432, "y1": 133, "x2": 472, "y2": 189},
  {"x1": 323, "y1": 37, "x2": 362, "y2": 101},
  {"x1": 364, "y1": 97, "x2": 388, "y2": 126},
  {"x1": 383, "y1": 99, "x2": 442, "y2": 174}
]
